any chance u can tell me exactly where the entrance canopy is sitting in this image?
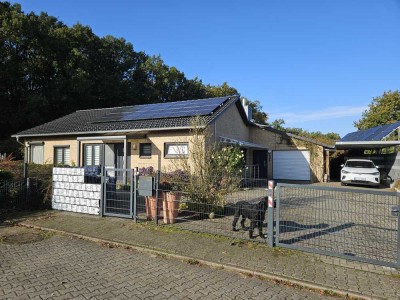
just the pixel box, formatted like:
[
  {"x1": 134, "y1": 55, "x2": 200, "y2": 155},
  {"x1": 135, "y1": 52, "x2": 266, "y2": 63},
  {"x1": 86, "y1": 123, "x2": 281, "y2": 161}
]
[{"x1": 219, "y1": 136, "x2": 267, "y2": 149}]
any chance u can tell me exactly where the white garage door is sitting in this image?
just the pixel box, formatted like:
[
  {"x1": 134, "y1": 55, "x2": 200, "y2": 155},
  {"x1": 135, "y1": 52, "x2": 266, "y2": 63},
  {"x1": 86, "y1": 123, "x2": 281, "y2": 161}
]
[{"x1": 273, "y1": 150, "x2": 311, "y2": 181}]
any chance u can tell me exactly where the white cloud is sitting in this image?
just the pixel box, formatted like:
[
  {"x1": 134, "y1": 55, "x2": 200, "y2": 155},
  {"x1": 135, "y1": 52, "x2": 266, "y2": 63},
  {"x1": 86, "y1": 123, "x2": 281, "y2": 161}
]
[{"x1": 269, "y1": 105, "x2": 367, "y2": 125}]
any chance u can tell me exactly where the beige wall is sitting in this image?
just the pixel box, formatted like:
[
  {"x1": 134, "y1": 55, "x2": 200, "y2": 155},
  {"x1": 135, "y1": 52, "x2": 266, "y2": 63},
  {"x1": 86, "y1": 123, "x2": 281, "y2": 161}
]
[
  {"x1": 212, "y1": 104, "x2": 249, "y2": 142},
  {"x1": 249, "y1": 127, "x2": 325, "y2": 182},
  {"x1": 129, "y1": 130, "x2": 192, "y2": 171},
  {"x1": 250, "y1": 127, "x2": 305, "y2": 151},
  {"x1": 24, "y1": 137, "x2": 78, "y2": 165},
  {"x1": 23, "y1": 131, "x2": 195, "y2": 170}
]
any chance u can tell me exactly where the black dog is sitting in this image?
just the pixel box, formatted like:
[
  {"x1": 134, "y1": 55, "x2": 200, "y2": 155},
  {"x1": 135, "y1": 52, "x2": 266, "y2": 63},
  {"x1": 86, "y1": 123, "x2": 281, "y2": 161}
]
[{"x1": 232, "y1": 199, "x2": 268, "y2": 239}]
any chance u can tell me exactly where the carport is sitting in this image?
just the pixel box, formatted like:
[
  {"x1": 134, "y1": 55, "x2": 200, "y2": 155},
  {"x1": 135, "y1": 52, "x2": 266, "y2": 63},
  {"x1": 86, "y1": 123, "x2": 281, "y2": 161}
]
[{"x1": 335, "y1": 121, "x2": 400, "y2": 185}]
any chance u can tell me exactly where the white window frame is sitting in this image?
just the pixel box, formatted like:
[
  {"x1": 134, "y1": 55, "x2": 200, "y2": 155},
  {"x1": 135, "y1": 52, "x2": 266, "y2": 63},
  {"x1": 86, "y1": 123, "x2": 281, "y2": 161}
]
[{"x1": 164, "y1": 143, "x2": 189, "y2": 158}]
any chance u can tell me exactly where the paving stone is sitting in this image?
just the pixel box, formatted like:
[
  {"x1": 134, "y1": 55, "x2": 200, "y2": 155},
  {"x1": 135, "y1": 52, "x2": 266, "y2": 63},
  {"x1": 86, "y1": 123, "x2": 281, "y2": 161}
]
[
  {"x1": 0, "y1": 232, "x2": 333, "y2": 300},
  {"x1": 5, "y1": 210, "x2": 400, "y2": 299}
]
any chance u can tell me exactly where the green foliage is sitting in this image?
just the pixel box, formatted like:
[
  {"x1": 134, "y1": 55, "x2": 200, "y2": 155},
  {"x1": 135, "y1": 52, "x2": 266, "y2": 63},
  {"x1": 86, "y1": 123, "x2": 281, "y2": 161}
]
[
  {"x1": 270, "y1": 119, "x2": 285, "y2": 130},
  {"x1": 269, "y1": 119, "x2": 340, "y2": 145},
  {"x1": 0, "y1": 169, "x2": 13, "y2": 181},
  {"x1": 171, "y1": 117, "x2": 245, "y2": 212},
  {"x1": 354, "y1": 90, "x2": 400, "y2": 130},
  {"x1": 243, "y1": 98, "x2": 268, "y2": 124},
  {"x1": 0, "y1": 2, "x2": 240, "y2": 147}
]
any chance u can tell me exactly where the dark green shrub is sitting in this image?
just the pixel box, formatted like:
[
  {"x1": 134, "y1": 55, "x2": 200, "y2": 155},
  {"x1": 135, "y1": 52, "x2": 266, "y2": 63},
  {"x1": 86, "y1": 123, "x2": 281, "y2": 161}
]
[{"x1": 0, "y1": 169, "x2": 13, "y2": 181}]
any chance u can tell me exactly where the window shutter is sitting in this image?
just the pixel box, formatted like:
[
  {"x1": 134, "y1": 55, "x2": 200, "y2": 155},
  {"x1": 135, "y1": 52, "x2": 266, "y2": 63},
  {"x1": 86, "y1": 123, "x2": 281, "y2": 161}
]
[
  {"x1": 140, "y1": 143, "x2": 152, "y2": 157},
  {"x1": 93, "y1": 145, "x2": 100, "y2": 165},
  {"x1": 31, "y1": 145, "x2": 44, "y2": 164},
  {"x1": 85, "y1": 145, "x2": 93, "y2": 166},
  {"x1": 64, "y1": 148, "x2": 70, "y2": 165},
  {"x1": 55, "y1": 148, "x2": 63, "y2": 164}
]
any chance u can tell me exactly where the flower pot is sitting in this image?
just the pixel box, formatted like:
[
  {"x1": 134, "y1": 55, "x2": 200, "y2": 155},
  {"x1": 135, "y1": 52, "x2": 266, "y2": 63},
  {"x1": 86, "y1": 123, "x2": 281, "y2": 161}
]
[
  {"x1": 145, "y1": 195, "x2": 162, "y2": 221},
  {"x1": 163, "y1": 191, "x2": 182, "y2": 224}
]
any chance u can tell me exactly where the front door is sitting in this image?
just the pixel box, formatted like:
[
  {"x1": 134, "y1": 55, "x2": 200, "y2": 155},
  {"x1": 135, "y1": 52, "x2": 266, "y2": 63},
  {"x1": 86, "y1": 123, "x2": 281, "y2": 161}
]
[{"x1": 253, "y1": 150, "x2": 268, "y2": 178}]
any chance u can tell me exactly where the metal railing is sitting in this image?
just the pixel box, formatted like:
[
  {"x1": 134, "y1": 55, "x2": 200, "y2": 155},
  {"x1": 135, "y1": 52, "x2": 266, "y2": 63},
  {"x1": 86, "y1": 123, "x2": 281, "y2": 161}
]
[
  {"x1": 0, "y1": 178, "x2": 45, "y2": 209},
  {"x1": 275, "y1": 183, "x2": 400, "y2": 268}
]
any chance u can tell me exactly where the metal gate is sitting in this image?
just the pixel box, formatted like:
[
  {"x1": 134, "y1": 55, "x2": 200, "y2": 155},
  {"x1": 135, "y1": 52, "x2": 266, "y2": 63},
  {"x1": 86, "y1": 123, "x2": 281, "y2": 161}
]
[
  {"x1": 275, "y1": 183, "x2": 400, "y2": 268},
  {"x1": 102, "y1": 168, "x2": 134, "y2": 218}
]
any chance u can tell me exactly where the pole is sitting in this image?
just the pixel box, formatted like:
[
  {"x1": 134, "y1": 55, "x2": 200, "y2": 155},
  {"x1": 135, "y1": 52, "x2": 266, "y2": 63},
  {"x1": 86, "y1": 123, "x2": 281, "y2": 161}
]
[
  {"x1": 155, "y1": 170, "x2": 160, "y2": 225},
  {"x1": 267, "y1": 180, "x2": 275, "y2": 247}
]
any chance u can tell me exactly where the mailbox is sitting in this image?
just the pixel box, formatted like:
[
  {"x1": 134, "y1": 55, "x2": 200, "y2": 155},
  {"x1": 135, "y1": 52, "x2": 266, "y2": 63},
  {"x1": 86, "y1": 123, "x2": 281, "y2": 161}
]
[{"x1": 138, "y1": 176, "x2": 154, "y2": 196}]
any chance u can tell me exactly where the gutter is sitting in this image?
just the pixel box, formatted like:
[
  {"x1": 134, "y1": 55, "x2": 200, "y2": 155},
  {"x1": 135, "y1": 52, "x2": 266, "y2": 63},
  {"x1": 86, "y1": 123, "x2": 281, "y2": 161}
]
[{"x1": 12, "y1": 125, "x2": 205, "y2": 139}]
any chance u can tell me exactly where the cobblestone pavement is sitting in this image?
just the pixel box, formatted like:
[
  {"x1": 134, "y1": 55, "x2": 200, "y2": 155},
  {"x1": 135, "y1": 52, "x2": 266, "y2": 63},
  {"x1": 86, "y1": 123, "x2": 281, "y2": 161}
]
[
  {"x1": 0, "y1": 227, "x2": 329, "y2": 300},
  {"x1": 6, "y1": 211, "x2": 400, "y2": 300}
]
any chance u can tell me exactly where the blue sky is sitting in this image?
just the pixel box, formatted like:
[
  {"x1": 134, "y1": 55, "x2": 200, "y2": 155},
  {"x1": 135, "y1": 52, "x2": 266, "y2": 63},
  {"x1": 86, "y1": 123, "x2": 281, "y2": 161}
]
[{"x1": 12, "y1": 0, "x2": 400, "y2": 137}]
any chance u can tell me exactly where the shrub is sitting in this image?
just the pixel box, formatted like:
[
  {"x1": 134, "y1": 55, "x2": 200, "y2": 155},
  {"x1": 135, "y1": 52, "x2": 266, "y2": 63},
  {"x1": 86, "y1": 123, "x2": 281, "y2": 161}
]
[
  {"x1": 0, "y1": 169, "x2": 13, "y2": 181},
  {"x1": 170, "y1": 116, "x2": 245, "y2": 213}
]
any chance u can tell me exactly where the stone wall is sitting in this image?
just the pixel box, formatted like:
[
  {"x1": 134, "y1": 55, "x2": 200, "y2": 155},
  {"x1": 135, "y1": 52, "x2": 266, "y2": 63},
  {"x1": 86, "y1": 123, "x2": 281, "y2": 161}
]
[{"x1": 52, "y1": 167, "x2": 101, "y2": 215}]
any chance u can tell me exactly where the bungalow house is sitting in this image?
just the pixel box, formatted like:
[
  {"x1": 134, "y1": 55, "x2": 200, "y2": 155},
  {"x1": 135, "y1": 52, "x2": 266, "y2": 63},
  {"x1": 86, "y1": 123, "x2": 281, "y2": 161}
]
[{"x1": 13, "y1": 95, "x2": 332, "y2": 182}]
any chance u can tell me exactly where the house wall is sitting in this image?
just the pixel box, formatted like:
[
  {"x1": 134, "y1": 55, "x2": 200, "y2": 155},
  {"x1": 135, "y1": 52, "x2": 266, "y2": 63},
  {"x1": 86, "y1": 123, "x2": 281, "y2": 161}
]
[
  {"x1": 24, "y1": 138, "x2": 78, "y2": 165},
  {"x1": 290, "y1": 138, "x2": 325, "y2": 182},
  {"x1": 249, "y1": 127, "x2": 325, "y2": 182},
  {"x1": 212, "y1": 104, "x2": 249, "y2": 142},
  {"x1": 129, "y1": 130, "x2": 193, "y2": 171}
]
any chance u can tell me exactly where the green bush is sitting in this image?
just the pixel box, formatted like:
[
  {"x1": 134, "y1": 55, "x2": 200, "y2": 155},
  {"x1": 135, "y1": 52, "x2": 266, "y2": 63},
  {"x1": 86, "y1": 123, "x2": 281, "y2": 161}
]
[{"x1": 0, "y1": 169, "x2": 13, "y2": 181}]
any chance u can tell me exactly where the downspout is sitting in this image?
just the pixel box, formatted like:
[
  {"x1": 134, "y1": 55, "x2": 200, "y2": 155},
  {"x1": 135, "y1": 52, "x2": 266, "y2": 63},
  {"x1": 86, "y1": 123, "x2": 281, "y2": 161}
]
[{"x1": 16, "y1": 136, "x2": 28, "y2": 178}]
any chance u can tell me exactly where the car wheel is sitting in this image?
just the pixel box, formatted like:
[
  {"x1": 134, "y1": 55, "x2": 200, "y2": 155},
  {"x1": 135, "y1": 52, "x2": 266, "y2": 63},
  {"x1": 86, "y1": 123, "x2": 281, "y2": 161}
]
[{"x1": 341, "y1": 182, "x2": 347, "y2": 186}]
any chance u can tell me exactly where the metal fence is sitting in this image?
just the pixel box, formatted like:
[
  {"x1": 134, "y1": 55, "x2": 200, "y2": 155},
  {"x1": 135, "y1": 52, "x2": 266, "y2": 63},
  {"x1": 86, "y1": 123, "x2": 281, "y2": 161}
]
[
  {"x1": 80, "y1": 168, "x2": 399, "y2": 268},
  {"x1": 133, "y1": 172, "x2": 269, "y2": 241},
  {"x1": 0, "y1": 178, "x2": 45, "y2": 209},
  {"x1": 275, "y1": 183, "x2": 400, "y2": 268}
]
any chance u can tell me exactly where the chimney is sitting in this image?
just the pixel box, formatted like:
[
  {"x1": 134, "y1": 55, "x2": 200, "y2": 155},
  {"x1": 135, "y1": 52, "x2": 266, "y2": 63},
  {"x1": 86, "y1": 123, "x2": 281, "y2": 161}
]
[{"x1": 241, "y1": 97, "x2": 253, "y2": 122}]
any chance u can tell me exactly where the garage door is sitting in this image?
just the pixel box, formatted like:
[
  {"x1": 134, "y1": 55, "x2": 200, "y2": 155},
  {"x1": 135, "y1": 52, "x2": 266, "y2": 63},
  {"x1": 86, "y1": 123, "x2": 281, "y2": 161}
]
[{"x1": 273, "y1": 150, "x2": 310, "y2": 181}]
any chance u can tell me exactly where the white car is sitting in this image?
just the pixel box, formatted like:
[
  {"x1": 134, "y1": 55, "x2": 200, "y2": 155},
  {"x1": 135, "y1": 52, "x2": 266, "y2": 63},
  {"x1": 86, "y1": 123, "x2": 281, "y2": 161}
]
[{"x1": 341, "y1": 159, "x2": 380, "y2": 187}]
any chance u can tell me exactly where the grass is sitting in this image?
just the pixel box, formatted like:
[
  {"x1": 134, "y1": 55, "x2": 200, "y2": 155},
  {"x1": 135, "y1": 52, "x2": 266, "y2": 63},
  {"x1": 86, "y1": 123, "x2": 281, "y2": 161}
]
[
  {"x1": 39, "y1": 230, "x2": 56, "y2": 240},
  {"x1": 187, "y1": 258, "x2": 200, "y2": 265}
]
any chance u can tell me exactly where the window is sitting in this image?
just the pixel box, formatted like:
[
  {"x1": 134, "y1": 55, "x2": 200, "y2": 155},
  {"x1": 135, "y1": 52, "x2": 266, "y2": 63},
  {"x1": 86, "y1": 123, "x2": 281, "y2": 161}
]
[
  {"x1": 54, "y1": 146, "x2": 70, "y2": 165},
  {"x1": 84, "y1": 144, "x2": 101, "y2": 166},
  {"x1": 164, "y1": 143, "x2": 188, "y2": 158},
  {"x1": 139, "y1": 143, "x2": 152, "y2": 157},
  {"x1": 30, "y1": 144, "x2": 44, "y2": 164}
]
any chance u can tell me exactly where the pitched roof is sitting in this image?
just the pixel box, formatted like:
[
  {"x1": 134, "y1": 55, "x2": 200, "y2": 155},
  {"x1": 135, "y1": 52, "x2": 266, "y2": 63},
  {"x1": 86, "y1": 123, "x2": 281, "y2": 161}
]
[{"x1": 13, "y1": 95, "x2": 241, "y2": 138}]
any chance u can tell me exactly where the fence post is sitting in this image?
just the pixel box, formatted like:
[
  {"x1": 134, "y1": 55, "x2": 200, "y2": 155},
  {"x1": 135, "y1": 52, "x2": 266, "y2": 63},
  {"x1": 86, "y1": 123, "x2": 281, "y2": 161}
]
[
  {"x1": 267, "y1": 180, "x2": 275, "y2": 247},
  {"x1": 23, "y1": 162, "x2": 28, "y2": 179},
  {"x1": 133, "y1": 168, "x2": 138, "y2": 222},
  {"x1": 26, "y1": 177, "x2": 31, "y2": 205},
  {"x1": 100, "y1": 166, "x2": 105, "y2": 217},
  {"x1": 155, "y1": 170, "x2": 160, "y2": 225},
  {"x1": 397, "y1": 191, "x2": 400, "y2": 268}
]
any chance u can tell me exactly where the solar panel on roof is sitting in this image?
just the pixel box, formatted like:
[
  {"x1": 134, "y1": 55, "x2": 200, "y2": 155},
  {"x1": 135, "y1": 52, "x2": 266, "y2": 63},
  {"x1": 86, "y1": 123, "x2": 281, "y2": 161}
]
[
  {"x1": 341, "y1": 121, "x2": 400, "y2": 141},
  {"x1": 92, "y1": 97, "x2": 229, "y2": 123}
]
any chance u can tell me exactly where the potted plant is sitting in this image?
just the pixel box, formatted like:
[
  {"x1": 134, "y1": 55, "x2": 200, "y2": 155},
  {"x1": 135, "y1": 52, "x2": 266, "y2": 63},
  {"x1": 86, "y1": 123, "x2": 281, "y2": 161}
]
[
  {"x1": 160, "y1": 170, "x2": 186, "y2": 224},
  {"x1": 145, "y1": 192, "x2": 162, "y2": 221}
]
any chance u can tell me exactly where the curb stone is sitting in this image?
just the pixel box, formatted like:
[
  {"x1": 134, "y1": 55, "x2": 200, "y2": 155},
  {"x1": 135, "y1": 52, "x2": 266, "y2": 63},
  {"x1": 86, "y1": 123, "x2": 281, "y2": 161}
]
[{"x1": 18, "y1": 222, "x2": 373, "y2": 300}]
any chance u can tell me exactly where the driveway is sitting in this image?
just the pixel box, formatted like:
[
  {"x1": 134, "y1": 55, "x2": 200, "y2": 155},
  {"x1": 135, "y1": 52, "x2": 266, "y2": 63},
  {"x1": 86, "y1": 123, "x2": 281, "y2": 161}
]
[{"x1": 0, "y1": 226, "x2": 331, "y2": 299}]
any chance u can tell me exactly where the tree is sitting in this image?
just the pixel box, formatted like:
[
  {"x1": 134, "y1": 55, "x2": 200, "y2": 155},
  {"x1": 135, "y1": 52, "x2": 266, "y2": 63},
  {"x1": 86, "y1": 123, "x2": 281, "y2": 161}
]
[
  {"x1": 241, "y1": 98, "x2": 268, "y2": 124},
  {"x1": 0, "y1": 2, "x2": 244, "y2": 154},
  {"x1": 354, "y1": 90, "x2": 400, "y2": 130},
  {"x1": 270, "y1": 119, "x2": 285, "y2": 130}
]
